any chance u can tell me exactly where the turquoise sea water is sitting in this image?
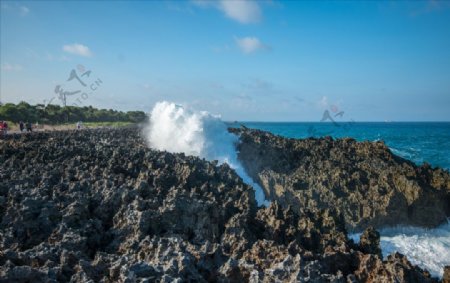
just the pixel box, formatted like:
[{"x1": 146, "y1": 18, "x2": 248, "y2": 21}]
[
  {"x1": 231, "y1": 122, "x2": 450, "y2": 170},
  {"x1": 148, "y1": 102, "x2": 449, "y2": 277},
  {"x1": 228, "y1": 121, "x2": 450, "y2": 277}
]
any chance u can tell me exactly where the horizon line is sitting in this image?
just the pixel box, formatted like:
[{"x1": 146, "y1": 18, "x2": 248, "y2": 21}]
[{"x1": 225, "y1": 120, "x2": 450, "y2": 123}]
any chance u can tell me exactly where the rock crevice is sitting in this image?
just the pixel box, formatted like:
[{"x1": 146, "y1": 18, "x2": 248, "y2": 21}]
[
  {"x1": 0, "y1": 128, "x2": 446, "y2": 282},
  {"x1": 230, "y1": 127, "x2": 450, "y2": 231}
]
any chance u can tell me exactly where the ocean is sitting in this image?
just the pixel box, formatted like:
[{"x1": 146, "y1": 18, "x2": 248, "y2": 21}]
[
  {"x1": 231, "y1": 122, "x2": 450, "y2": 170},
  {"x1": 231, "y1": 121, "x2": 450, "y2": 278},
  {"x1": 146, "y1": 102, "x2": 450, "y2": 278}
]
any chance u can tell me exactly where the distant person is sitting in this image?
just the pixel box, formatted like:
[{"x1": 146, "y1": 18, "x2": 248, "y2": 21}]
[
  {"x1": 76, "y1": 121, "x2": 82, "y2": 130},
  {"x1": 2, "y1": 121, "x2": 8, "y2": 135},
  {"x1": 26, "y1": 121, "x2": 33, "y2": 132},
  {"x1": 19, "y1": 121, "x2": 24, "y2": 132},
  {"x1": 0, "y1": 121, "x2": 3, "y2": 137}
]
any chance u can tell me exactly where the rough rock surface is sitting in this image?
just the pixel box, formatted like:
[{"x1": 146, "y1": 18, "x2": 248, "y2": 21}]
[
  {"x1": 0, "y1": 128, "x2": 443, "y2": 282},
  {"x1": 443, "y1": 266, "x2": 450, "y2": 283},
  {"x1": 230, "y1": 127, "x2": 450, "y2": 231}
]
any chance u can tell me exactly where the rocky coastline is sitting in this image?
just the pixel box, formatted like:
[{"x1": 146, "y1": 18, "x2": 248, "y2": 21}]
[
  {"x1": 1, "y1": 127, "x2": 449, "y2": 282},
  {"x1": 229, "y1": 127, "x2": 450, "y2": 231}
]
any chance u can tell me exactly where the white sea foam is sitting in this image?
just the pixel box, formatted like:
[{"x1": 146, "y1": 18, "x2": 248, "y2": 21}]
[
  {"x1": 144, "y1": 101, "x2": 270, "y2": 206},
  {"x1": 350, "y1": 222, "x2": 450, "y2": 278},
  {"x1": 145, "y1": 101, "x2": 448, "y2": 276}
]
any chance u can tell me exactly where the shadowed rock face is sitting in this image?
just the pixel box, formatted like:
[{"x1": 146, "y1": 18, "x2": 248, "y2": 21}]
[
  {"x1": 229, "y1": 127, "x2": 450, "y2": 231},
  {"x1": 0, "y1": 128, "x2": 442, "y2": 282}
]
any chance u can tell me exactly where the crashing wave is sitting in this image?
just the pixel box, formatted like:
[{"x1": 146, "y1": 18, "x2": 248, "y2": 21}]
[
  {"x1": 350, "y1": 222, "x2": 450, "y2": 278},
  {"x1": 144, "y1": 101, "x2": 270, "y2": 206}
]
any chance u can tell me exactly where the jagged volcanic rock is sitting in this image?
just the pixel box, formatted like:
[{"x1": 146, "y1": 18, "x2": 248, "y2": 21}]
[
  {"x1": 443, "y1": 266, "x2": 450, "y2": 283},
  {"x1": 229, "y1": 127, "x2": 450, "y2": 231},
  {"x1": 0, "y1": 128, "x2": 442, "y2": 282}
]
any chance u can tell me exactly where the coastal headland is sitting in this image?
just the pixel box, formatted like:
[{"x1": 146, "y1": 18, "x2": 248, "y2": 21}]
[{"x1": 0, "y1": 127, "x2": 449, "y2": 282}]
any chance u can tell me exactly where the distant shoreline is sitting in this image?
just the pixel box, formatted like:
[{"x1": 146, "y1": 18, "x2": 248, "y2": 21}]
[
  {"x1": 1, "y1": 121, "x2": 137, "y2": 134},
  {"x1": 226, "y1": 121, "x2": 450, "y2": 124}
]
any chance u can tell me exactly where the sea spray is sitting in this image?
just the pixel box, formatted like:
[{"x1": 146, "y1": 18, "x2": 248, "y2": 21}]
[
  {"x1": 144, "y1": 101, "x2": 270, "y2": 206},
  {"x1": 349, "y1": 222, "x2": 450, "y2": 278}
]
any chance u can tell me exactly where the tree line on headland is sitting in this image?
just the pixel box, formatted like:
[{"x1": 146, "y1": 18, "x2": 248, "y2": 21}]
[{"x1": 0, "y1": 102, "x2": 147, "y2": 124}]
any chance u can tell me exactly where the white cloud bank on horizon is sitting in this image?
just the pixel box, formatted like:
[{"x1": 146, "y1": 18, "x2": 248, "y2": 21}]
[
  {"x1": 235, "y1": 36, "x2": 269, "y2": 54},
  {"x1": 62, "y1": 43, "x2": 93, "y2": 57},
  {"x1": 193, "y1": 0, "x2": 262, "y2": 24}
]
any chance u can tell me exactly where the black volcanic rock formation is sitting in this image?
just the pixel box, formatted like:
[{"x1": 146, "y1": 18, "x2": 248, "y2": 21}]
[
  {"x1": 0, "y1": 128, "x2": 444, "y2": 282},
  {"x1": 229, "y1": 127, "x2": 450, "y2": 231}
]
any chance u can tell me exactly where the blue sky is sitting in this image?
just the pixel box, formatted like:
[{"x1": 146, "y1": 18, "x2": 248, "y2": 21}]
[{"x1": 1, "y1": 0, "x2": 450, "y2": 121}]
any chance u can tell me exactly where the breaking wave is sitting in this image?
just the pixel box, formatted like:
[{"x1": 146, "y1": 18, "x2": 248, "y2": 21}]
[
  {"x1": 350, "y1": 222, "x2": 450, "y2": 278},
  {"x1": 144, "y1": 101, "x2": 270, "y2": 206}
]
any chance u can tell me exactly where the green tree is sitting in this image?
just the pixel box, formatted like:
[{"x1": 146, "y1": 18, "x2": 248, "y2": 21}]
[{"x1": 0, "y1": 102, "x2": 147, "y2": 124}]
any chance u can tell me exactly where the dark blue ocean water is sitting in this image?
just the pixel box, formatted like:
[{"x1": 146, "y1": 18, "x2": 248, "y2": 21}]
[{"x1": 231, "y1": 122, "x2": 450, "y2": 170}]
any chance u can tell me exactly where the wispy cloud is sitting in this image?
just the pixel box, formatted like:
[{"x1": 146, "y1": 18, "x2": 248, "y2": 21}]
[
  {"x1": 1, "y1": 3, "x2": 30, "y2": 16},
  {"x1": 24, "y1": 48, "x2": 71, "y2": 62},
  {"x1": 166, "y1": 2, "x2": 194, "y2": 14},
  {"x1": 46, "y1": 53, "x2": 71, "y2": 62},
  {"x1": 236, "y1": 93, "x2": 252, "y2": 101},
  {"x1": 242, "y1": 78, "x2": 272, "y2": 90},
  {"x1": 63, "y1": 43, "x2": 93, "y2": 57},
  {"x1": 231, "y1": 92, "x2": 255, "y2": 110},
  {"x1": 409, "y1": 0, "x2": 450, "y2": 17},
  {"x1": 318, "y1": 96, "x2": 329, "y2": 109},
  {"x1": 140, "y1": 83, "x2": 152, "y2": 91},
  {"x1": 235, "y1": 36, "x2": 269, "y2": 54},
  {"x1": 210, "y1": 82, "x2": 224, "y2": 89},
  {"x1": 219, "y1": 0, "x2": 261, "y2": 24},
  {"x1": 192, "y1": 0, "x2": 262, "y2": 24},
  {"x1": 211, "y1": 44, "x2": 230, "y2": 53},
  {"x1": 19, "y1": 6, "x2": 29, "y2": 16},
  {"x1": 1, "y1": 63, "x2": 23, "y2": 71},
  {"x1": 294, "y1": 96, "x2": 305, "y2": 103}
]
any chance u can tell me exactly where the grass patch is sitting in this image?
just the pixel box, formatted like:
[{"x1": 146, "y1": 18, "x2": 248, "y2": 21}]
[
  {"x1": 1, "y1": 121, "x2": 136, "y2": 132},
  {"x1": 82, "y1": 121, "x2": 134, "y2": 128}
]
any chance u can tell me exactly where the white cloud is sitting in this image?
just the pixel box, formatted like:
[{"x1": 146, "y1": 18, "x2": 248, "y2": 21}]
[
  {"x1": 63, "y1": 43, "x2": 93, "y2": 57},
  {"x1": 219, "y1": 0, "x2": 261, "y2": 24},
  {"x1": 19, "y1": 6, "x2": 29, "y2": 16},
  {"x1": 1, "y1": 63, "x2": 23, "y2": 71},
  {"x1": 235, "y1": 36, "x2": 268, "y2": 54},
  {"x1": 192, "y1": 0, "x2": 262, "y2": 24}
]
